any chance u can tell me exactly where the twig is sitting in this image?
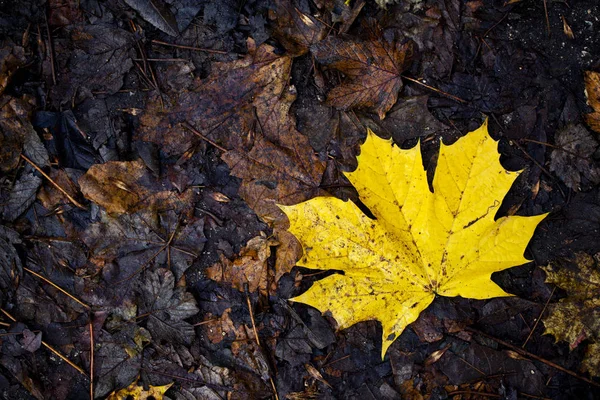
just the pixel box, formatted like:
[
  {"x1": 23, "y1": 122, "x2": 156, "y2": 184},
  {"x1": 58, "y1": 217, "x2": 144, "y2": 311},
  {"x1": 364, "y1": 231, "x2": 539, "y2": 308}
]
[
  {"x1": 244, "y1": 286, "x2": 279, "y2": 400},
  {"x1": 522, "y1": 286, "x2": 556, "y2": 348},
  {"x1": 402, "y1": 76, "x2": 467, "y2": 104},
  {"x1": 151, "y1": 39, "x2": 228, "y2": 54},
  {"x1": 24, "y1": 267, "x2": 90, "y2": 309},
  {"x1": 89, "y1": 320, "x2": 94, "y2": 400},
  {"x1": 543, "y1": 0, "x2": 551, "y2": 36},
  {"x1": 466, "y1": 327, "x2": 600, "y2": 388},
  {"x1": 183, "y1": 122, "x2": 228, "y2": 152},
  {"x1": 44, "y1": 12, "x2": 56, "y2": 85},
  {"x1": 20, "y1": 154, "x2": 87, "y2": 209},
  {"x1": 0, "y1": 309, "x2": 87, "y2": 377}
]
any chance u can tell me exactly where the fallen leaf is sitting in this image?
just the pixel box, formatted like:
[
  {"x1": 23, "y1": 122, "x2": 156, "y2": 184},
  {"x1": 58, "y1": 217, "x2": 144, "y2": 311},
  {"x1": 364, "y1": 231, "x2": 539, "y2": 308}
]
[
  {"x1": 280, "y1": 120, "x2": 546, "y2": 357},
  {"x1": 206, "y1": 233, "x2": 277, "y2": 294},
  {"x1": 1, "y1": 173, "x2": 41, "y2": 222},
  {"x1": 542, "y1": 252, "x2": 600, "y2": 376},
  {"x1": 311, "y1": 22, "x2": 413, "y2": 119},
  {"x1": 584, "y1": 71, "x2": 600, "y2": 134},
  {"x1": 124, "y1": 0, "x2": 179, "y2": 37},
  {"x1": 269, "y1": 0, "x2": 328, "y2": 56},
  {"x1": 549, "y1": 124, "x2": 600, "y2": 191},
  {"x1": 107, "y1": 376, "x2": 173, "y2": 400},
  {"x1": 138, "y1": 41, "x2": 292, "y2": 155},
  {"x1": 79, "y1": 160, "x2": 149, "y2": 215},
  {"x1": 0, "y1": 41, "x2": 25, "y2": 95},
  {"x1": 137, "y1": 268, "x2": 199, "y2": 346}
]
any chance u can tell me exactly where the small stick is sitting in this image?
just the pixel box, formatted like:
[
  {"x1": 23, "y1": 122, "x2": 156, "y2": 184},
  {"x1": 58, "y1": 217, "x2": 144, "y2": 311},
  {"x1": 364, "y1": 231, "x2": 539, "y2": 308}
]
[
  {"x1": 522, "y1": 286, "x2": 556, "y2": 348},
  {"x1": 543, "y1": 0, "x2": 551, "y2": 36},
  {"x1": 466, "y1": 327, "x2": 600, "y2": 388},
  {"x1": 20, "y1": 154, "x2": 87, "y2": 209},
  {"x1": 244, "y1": 286, "x2": 279, "y2": 400},
  {"x1": 24, "y1": 267, "x2": 90, "y2": 310},
  {"x1": 89, "y1": 320, "x2": 94, "y2": 400},
  {"x1": 44, "y1": 13, "x2": 56, "y2": 85},
  {"x1": 151, "y1": 39, "x2": 228, "y2": 54},
  {"x1": 0, "y1": 309, "x2": 87, "y2": 377},
  {"x1": 402, "y1": 76, "x2": 467, "y2": 104},
  {"x1": 183, "y1": 122, "x2": 227, "y2": 152}
]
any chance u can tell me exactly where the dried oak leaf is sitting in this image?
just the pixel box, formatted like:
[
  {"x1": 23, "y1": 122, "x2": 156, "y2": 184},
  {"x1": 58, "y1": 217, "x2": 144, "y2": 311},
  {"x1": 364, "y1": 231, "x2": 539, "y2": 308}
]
[
  {"x1": 137, "y1": 268, "x2": 199, "y2": 346},
  {"x1": 206, "y1": 233, "x2": 277, "y2": 294},
  {"x1": 138, "y1": 41, "x2": 292, "y2": 155},
  {"x1": 311, "y1": 28, "x2": 413, "y2": 119},
  {"x1": 542, "y1": 253, "x2": 600, "y2": 376},
  {"x1": 584, "y1": 71, "x2": 600, "y2": 133},
  {"x1": 549, "y1": 124, "x2": 600, "y2": 191},
  {"x1": 280, "y1": 121, "x2": 546, "y2": 357},
  {"x1": 269, "y1": 0, "x2": 328, "y2": 56}
]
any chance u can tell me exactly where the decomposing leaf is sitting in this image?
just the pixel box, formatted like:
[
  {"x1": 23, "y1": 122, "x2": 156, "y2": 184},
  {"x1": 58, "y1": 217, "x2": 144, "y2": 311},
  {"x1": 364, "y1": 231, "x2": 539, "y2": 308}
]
[
  {"x1": 280, "y1": 121, "x2": 546, "y2": 357},
  {"x1": 584, "y1": 70, "x2": 600, "y2": 134},
  {"x1": 0, "y1": 226, "x2": 22, "y2": 305},
  {"x1": 2, "y1": 173, "x2": 42, "y2": 222},
  {"x1": 79, "y1": 160, "x2": 149, "y2": 215},
  {"x1": 138, "y1": 41, "x2": 292, "y2": 155},
  {"x1": 137, "y1": 268, "x2": 199, "y2": 346},
  {"x1": 206, "y1": 233, "x2": 277, "y2": 294},
  {"x1": 0, "y1": 41, "x2": 25, "y2": 95},
  {"x1": 549, "y1": 124, "x2": 600, "y2": 191},
  {"x1": 311, "y1": 24, "x2": 413, "y2": 119},
  {"x1": 107, "y1": 376, "x2": 173, "y2": 400},
  {"x1": 124, "y1": 0, "x2": 179, "y2": 37},
  {"x1": 269, "y1": 0, "x2": 327, "y2": 56},
  {"x1": 542, "y1": 252, "x2": 600, "y2": 376}
]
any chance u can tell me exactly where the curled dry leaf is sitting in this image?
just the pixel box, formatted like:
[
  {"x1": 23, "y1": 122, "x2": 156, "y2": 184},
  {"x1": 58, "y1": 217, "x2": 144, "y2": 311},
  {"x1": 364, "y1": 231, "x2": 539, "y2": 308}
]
[
  {"x1": 543, "y1": 252, "x2": 600, "y2": 376},
  {"x1": 281, "y1": 121, "x2": 546, "y2": 357}
]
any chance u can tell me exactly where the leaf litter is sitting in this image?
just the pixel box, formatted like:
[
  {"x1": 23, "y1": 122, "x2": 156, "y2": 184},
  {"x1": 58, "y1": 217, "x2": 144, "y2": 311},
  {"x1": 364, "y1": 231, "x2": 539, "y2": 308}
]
[{"x1": 0, "y1": 0, "x2": 599, "y2": 398}]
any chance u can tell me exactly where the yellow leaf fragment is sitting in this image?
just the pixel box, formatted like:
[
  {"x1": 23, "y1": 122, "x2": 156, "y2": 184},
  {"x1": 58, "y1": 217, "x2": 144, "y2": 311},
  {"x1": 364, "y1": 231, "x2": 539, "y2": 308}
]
[
  {"x1": 543, "y1": 252, "x2": 600, "y2": 376},
  {"x1": 280, "y1": 120, "x2": 546, "y2": 358},
  {"x1": 107, "y1": 377, "x2": 173, "y2": 400}
]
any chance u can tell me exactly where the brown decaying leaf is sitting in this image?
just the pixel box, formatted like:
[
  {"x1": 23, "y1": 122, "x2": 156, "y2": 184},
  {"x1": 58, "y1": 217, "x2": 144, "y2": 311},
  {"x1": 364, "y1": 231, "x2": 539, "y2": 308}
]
[
  {"x1": 312, "y1": 25, "x2": 413, "y2": 119},
  {"x1": 206, "y1": 233, "x2": 277, "y2": 294},
  {"x1": 269, "y1": 0, "x2": 328, "y2": 56},
  {"x1": 543, "y1": 253, "x2": 600, "y2": 376},
  {"x1": 79, "y1": 160, "x2": 149, "y2": 215},
  {"x1": 0, "y1": 41, "x2": 25, "y2": 95},
  {"x1": 585, "y1": 71, "x2": 600, "y2": 133},
  {"x1": 138, "y1": 41, "x2": 292, "y2": 155}
]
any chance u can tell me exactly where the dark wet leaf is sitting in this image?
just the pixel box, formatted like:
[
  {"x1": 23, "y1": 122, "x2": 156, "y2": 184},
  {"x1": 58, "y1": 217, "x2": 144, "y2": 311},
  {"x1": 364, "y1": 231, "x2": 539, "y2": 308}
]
[
  {"x1": 0, "y1": 96, "x2": 49, "y2": 172},
  {"x1": 549, "y1": 124, "x2": 600, "y2": 191},
  {"x1": 137, "y1": 268, "x2": 199, "y2": 346},
  {"x1": 20, "y1": 329, "x2": 42, "y2": 353},
  {"x1": 311, "y1": 24, "x2": 414, "y2": 119},
  {"x1": 0, "y1": 226, "x2": 22, "y2": 305},
  {"x1": 269, "y1": 0, "x2": 327, "y2": 56},
  {"x1": 94, "y1": 325, "x2": 151, "y2": 398},
  {"x1": 0, "y1": 41, "x2": 25, "y2": 95},
  {"x1": 47, "y1": 24, "x2": 135, "y2": 106},
  {"x1": 138, "y1": 42, "x2": 292, "y2": 155},
  {"x1": 124, "y1": 0, "x2": 179, "y2": 37},
  {"x1": 33, "y1": 110, "x2": 98, "y2": 170},
  {"x1": 2, "y1": 173, "x2": 41, "y2": 222}
]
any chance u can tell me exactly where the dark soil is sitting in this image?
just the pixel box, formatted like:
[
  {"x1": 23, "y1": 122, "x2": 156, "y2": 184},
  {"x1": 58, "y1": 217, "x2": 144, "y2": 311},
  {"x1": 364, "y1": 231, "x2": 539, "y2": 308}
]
[{"x1": 0, "y1": 0, "x2": 599, "y2": 399}]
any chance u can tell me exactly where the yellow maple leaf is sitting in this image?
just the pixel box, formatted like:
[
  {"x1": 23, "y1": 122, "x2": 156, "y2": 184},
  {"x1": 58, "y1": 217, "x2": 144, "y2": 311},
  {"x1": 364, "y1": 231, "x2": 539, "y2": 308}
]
[
  {"x1": 106, "y1": 377, "x2": 173, "y2": 400},
  {"x1": 280, "y1": 120, "x2": 547, "y2": 358}
]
